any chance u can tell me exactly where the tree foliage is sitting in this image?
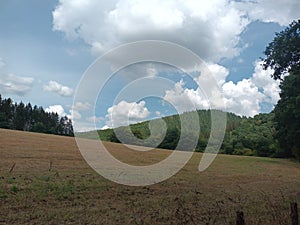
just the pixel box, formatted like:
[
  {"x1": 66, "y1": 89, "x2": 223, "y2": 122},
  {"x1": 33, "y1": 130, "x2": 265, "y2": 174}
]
[
  {"x1": 263, "y1": 20, "x2": 300, "y2": 160},
  {"x1": 273, "y1": 69, "x2": 300, "y2": 159},
  {"x1": 0, "y1": 95, "x2": 74, "y2": 136},
  {"x1": 94, "y1": 110, "x2": 284, "y2": 158},
  {"x1": 263, "y1": 20, "x2": 300, "y2": 80},
  {"x1": 221, "y1": 113, "x2": 281, "y2": 157}
]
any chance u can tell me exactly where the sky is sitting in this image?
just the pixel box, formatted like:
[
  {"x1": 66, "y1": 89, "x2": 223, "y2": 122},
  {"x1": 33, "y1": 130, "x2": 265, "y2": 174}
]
[{"x1": 0, "y1": 0, "x2": 299, "y2": 131}]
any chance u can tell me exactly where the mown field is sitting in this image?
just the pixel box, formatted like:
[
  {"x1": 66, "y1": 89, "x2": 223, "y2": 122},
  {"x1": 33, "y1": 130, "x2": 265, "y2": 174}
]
[{"x1": 0, "y1": 128, "x2": 300, "y2": 224}]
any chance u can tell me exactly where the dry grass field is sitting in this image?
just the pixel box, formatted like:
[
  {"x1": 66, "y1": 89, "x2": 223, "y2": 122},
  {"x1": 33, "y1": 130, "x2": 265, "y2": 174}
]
[{"x1": 0, "y1": 128, "x2": 300, "y2": 224}]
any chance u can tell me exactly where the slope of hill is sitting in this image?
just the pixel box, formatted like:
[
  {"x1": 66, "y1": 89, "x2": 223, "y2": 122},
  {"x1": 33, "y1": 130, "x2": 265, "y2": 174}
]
[
  {"x1": 1, "y1": 128, "x2": 299, "y2": 224},
  {"x1": 81, "y1": 110, "x2": 281, "y2": 158},
  {"x1": 0, "y1": 129, "x2": 300, "y2": 225}
]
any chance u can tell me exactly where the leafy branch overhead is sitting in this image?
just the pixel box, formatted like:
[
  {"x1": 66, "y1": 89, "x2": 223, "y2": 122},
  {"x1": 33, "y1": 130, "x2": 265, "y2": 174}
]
[{"x1": 263, "y1": 20, "x2": 300, "y2": 80}]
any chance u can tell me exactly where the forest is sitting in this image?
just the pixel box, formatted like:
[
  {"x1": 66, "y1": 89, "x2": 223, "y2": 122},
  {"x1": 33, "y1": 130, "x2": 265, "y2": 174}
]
[
  {"x1": 95, "y1": 110, "x2": 284, "y2": 158},
  {"x1": 0, "y1": 95, "x2": 74, "y2": 136}
]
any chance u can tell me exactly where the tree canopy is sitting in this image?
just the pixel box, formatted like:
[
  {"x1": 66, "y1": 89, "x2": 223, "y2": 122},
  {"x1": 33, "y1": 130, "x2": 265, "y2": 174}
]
[
  {"x1": 263, "y1": 20, "x2": 300, "y2": 160},
  {"x1": 86, "y1": 110, "x2": 283, "y2": 158},
  {"x1": 0, "y1": 95, "x2": 74, "y2": 136},
  {"x1": 263, "y1": 20, "x2": 300, "y2": 80}
]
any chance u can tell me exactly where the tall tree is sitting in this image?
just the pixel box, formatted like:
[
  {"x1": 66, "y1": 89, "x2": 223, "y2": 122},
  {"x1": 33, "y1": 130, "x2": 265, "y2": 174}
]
[
  {"x1": 263, "y1": 20, "x2": 300, "y2": 80},
  {"x1": 0, "y1": 95, "x2": 74, "y2": 136},
  {"x1": 263, "y1": 20, "x2": 300, "y2": 159}
]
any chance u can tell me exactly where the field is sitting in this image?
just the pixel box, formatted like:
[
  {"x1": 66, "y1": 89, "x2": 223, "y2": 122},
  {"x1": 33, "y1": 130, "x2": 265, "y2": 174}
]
[{"x1": 0, "y1": 128, "x2": 300, "y2": 224}]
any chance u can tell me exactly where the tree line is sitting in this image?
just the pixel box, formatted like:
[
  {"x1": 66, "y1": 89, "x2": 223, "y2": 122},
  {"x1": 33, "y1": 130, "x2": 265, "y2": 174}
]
[
  {"x1": 0, "y1": 95, "x2": 74, "y2": 136},
  {"x1": 96, "y1": 110, "x2": 285, "y2": 158}
]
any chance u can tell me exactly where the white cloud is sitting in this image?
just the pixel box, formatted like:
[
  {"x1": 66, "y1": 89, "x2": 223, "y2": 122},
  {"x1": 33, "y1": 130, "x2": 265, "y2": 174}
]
[
  {"x1": 73, "y1": 101, "x2": 91, "y2": 111},
  {"x1": 45, "y1": 105, "x2": 81, "y2": 120},
  {"x1": 222, "y1": 79, "x2": 264, "y2": 116},
  {"x1": 198, "y1": 63, "x2": 229, "y2": 87},
  {"x1": 70, "y1": 101, "x2": 92, "y2": 121},
  {"x1": 251, "y1": 61, "x2": 280, "y2": 105},
  {"x1": 105, "y1": 100, "x2": 150, "y2": 128},
  {"x1": 53, "y1": 0, "x2": 300, "y2": 64},
  {"x1": 43, "y1": 80, "x2": 73, "y2": 97},
  {"x1": 53, "y1": 0, "x2": 250, "y2": 62},
  {"x1": 0, "y1": 74, "x2": 34, "y2": 96},
  {"x1": 163, "y1": 61, "x2": 280, "y2": 117},
  {"x1": 45, "y1": 105, "x2": 68, "y2": 117},
  {"x1": 45, "y1": 104, "x2": 98, "y2": 132},
  {"x1": 234, "y1": 0, "x2": 300, "y2": 26},
  {"x1": 164, "y1": 80, "x2": 210, "y2": 113},
  {"x1": 45, "y1": 103, "x2": 89, "y2": 122},
  {"x1": 70, "y1": 109, "x2": 81, "y2": 120}
]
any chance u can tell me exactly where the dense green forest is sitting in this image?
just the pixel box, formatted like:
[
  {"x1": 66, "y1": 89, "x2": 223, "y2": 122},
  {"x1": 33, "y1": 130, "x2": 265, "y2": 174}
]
[
  {"x1": 91, "y1": 110, "x2": 284, "y2": 158},
  {"x1": 0, "y1": 95, "x2": 74, "y2": 136}
]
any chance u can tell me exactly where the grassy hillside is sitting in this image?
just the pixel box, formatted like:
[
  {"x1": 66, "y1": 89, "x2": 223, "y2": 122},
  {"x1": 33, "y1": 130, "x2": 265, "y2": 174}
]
[
  {"x1": 1, "y1": 128, "x2": 300, "y2": 224},
  {"x1": 80, "y1": 110, "x2": 282, "y2": 158}
]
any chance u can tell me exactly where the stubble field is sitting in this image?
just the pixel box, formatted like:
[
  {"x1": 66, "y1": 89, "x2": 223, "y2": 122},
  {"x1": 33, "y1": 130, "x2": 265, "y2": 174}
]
[{"x1": 0, "y1": 128, "x2": 299, "y2": 224}]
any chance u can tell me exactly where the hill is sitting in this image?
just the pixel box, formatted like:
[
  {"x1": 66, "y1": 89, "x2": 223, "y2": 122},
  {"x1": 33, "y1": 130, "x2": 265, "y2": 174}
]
[
  {"x1": 80, "y1": 110, "x2": 282, "y2": 158},
  {"x1": 1, "y1": 128, "x2": 299, "y2": 224}
]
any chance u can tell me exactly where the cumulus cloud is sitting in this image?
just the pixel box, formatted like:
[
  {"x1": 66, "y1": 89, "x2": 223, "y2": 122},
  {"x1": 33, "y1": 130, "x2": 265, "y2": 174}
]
[
  {"x1": 45, "y1": 105, "x2": 68, "y2": 117},
  {"x1": 53, "y1": 0, "x2": 300, "y2": 62},
  {"x1": 53, "y1": 0, "x2": 250, "y2": 62},
  {"x1": 164, "y1": 80, "x2": 210, "y2": 113},
  {"x1": 43, "y1": 80, "x2": 73, "y2": 97},
  {"x1": 251, "y1": 61, "x2": 280, "y2": 104},
  {"x1": 105, "y1": 100, "x2": 150, "y2": 128},
  {"x1": 164, "y1": 61, "x2": 280, "y2": 117},
  {"x1": 222, "y1": 79, "x2": 264, "y2": 116},
  {"x1": 0, "y1": 74, "x2": 34, "y2": 96},
  {"x1": 46, "y1": 101, "x2": 93, "y2": 122}
]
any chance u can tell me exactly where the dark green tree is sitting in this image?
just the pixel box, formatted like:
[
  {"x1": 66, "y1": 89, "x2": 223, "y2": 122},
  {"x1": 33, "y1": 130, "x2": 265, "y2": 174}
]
[
  {"x1": 0, "y1": 95, "x2": 13, "y2": 128},
  {"x1": 263, "y1": 20, "x2": 300, "y2": 80},
  {"x1": 263, "y1": 20, "x2": 300, "y2": 159},
  {"x1": 273, "y1": 69, "x2": 300, "y2": 158},
  {"x1": 0, "y1": 95, "x2": 74, "y2": 136}
]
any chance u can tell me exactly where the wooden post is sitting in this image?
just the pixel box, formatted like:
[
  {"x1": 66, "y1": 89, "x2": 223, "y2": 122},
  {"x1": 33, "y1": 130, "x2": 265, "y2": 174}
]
[
  {"x1": 236, "y1": 211, "x2": 245, "y2": 225},
  {"x1": 291, "y1": 202, "x2": 298, "y2": 225}
]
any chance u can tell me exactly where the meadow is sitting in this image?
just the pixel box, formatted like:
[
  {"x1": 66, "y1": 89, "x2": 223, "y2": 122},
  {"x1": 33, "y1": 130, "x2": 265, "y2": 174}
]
[{"x1": 0, "y1": 128, "x2": 299, "y2": 224}]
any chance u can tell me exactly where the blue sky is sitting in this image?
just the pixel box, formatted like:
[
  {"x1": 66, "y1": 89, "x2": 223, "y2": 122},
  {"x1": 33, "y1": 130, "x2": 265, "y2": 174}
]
[{"x1": 0, "y1": 0, "x2": 299, "y2": 131}]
